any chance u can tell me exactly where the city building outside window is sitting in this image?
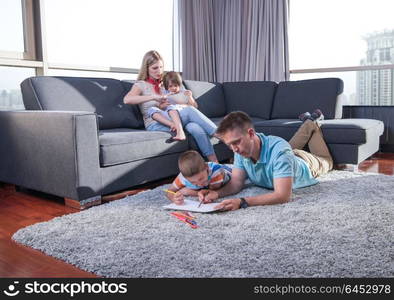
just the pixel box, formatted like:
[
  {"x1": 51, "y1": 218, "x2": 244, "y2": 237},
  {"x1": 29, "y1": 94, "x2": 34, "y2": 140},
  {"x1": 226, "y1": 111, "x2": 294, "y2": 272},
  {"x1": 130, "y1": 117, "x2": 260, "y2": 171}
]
[{"x1": 290, "y1": 0, "x2": 394, "y2": 106}]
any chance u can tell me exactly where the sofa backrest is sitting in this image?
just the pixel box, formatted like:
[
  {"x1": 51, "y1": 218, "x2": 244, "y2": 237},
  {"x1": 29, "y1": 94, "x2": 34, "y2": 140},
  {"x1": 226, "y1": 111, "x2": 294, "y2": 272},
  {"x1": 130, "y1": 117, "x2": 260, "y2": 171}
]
[
  {"x1": 120, "y1": 80, "x2": 145, "y2": 128},
  {"x1": 183, "y1": 80, "x2": 226, "y2": 118},
  {"x1": 223, "y1": 81, "x2": 277, "y2": 119},
  {"x1": 270, "y1": 78, "x2": 344, "y2": 120},
  {"x1": 21, "y1": 76, "x2": 144, "y2": 129}
]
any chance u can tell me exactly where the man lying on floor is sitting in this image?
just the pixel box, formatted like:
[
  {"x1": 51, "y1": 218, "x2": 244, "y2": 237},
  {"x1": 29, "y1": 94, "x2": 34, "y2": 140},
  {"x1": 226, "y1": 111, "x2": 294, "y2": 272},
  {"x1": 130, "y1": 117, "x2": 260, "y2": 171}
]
[{"x1": 198, "y1": 110, "x2": 333, "y2": 211}]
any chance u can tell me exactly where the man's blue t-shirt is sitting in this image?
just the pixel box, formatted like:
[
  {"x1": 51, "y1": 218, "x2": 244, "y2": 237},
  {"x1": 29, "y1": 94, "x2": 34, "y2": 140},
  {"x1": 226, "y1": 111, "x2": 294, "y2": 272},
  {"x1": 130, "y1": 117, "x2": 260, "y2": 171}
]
[{"x1": 233, "y1": 133, "x2": 318, "y2": 189}]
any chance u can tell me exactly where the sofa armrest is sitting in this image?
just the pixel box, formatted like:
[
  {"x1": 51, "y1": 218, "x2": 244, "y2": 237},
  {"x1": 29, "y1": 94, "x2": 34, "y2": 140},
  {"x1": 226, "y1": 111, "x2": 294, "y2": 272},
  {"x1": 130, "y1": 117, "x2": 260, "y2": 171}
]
[
  {"x1": 0, "y1": 110, "x2": 101, "y2": 201},
  {"x1": 335, "y1": 93, "x2": 345, "y2": 119}
]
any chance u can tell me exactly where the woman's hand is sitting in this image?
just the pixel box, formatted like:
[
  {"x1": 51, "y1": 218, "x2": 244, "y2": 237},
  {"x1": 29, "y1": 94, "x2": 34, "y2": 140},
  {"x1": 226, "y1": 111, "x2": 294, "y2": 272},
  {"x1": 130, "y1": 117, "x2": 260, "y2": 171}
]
[
  {"x1": 158, "y1": 98, "x2": 170, "y2": 110},
  {"x1": 156, "y1": 99, "x2": 170, "y2": 110},
  {"x1": 154, "y1": 94, "x2": 168, "y2": 102}
]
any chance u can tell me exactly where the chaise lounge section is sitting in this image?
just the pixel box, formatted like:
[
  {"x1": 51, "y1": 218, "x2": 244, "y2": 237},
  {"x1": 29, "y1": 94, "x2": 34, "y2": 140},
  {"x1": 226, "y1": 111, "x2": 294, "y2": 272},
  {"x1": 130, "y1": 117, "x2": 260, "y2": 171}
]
[
  {"x1": 185, "y1": 78, "x2": 382, "y2": 164},
  {"x1": 0, "y1": 76, "x2": 384, "y2": 208}
]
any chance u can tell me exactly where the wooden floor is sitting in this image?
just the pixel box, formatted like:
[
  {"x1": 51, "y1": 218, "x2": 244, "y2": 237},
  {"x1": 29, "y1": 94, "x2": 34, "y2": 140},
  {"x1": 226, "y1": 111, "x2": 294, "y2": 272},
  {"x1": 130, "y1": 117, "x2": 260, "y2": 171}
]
[{"x1": 1, "y1": 152, "x2": 393, "y2": 278}]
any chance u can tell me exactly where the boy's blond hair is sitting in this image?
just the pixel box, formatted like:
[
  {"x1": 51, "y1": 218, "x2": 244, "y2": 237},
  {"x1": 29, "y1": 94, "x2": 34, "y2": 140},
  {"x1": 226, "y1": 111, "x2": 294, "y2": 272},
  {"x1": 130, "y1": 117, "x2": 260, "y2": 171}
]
[
  {"x1": 163, "y1": 71, "x2": 182, "y2": 90},
  {"x1": 178, "y1": 150, "x2": 206, "y2": 178}
]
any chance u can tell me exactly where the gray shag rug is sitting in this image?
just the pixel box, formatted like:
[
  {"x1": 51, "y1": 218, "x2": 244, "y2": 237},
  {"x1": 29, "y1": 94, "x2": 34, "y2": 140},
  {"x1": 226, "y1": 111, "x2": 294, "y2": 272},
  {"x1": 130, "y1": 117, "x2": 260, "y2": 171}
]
[{"x1": 12, "y1": 171, "x2": 394, "y2": 278}]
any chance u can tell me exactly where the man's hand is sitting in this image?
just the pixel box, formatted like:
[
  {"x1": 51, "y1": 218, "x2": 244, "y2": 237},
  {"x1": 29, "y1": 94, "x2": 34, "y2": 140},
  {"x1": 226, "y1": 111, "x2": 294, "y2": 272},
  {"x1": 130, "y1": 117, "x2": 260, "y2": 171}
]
[
  {"x1": 214, "y1": 198, "x2": 242, "y2": 211},
  {"x1": 198, "y1": 189, "x2": 219, "y2": 203}
]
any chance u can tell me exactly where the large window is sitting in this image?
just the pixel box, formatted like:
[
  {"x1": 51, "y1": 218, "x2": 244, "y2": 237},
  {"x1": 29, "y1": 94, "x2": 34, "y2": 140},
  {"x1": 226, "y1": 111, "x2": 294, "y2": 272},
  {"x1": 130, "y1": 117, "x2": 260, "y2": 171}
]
[
  {"x1": 0, "y1": 0, "x2": 174, "y2": 110},
  {"x1": 0, "y1": 66, "x2": 35, "y2": 110},
  {"x1": 44, "y1": 0, "x2": 174, "y2": 70},
  {"x1": 290, "y1": 0, "x2": 394, "y2": 105}
]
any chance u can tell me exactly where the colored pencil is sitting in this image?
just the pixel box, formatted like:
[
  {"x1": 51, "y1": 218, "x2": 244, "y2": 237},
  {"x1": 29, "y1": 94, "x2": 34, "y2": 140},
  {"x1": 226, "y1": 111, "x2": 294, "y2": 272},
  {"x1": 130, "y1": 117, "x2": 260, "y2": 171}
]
[{"x1": 163, "y1": 189, "x2": 177, "y2": 195}]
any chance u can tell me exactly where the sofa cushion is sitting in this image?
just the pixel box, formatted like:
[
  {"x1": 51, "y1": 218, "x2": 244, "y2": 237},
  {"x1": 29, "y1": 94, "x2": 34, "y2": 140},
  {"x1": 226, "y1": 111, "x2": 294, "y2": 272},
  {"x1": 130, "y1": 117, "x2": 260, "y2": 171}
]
[
  {"x1": 21, "y1": 76, "x2": 144, "y2": 130},
  {"x1": 99, "y1": 129, "x2": 189, "y2": 167},
  {"x1": 271, "y1": 78, "x2": 344, "y2": 120},
  {"x1": 183, "y1": 80, "x2": 226, "y2": 118},
  {"x1": 318, "y1": 119, "x2": 384, "y2": 144},
  {"x1": 253, "y1": 118, "x2": 384, "y2": 145},
  {"x1": 223, "y1": 81, "x2": 277, "y2": 119}
]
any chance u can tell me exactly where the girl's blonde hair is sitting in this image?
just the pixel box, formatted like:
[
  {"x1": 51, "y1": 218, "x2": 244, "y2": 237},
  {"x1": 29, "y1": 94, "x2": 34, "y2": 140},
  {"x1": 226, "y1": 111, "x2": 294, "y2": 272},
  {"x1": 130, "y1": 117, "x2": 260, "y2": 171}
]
[{"x1": 137, "y1": 50, "x2": 164, "y2": 81}]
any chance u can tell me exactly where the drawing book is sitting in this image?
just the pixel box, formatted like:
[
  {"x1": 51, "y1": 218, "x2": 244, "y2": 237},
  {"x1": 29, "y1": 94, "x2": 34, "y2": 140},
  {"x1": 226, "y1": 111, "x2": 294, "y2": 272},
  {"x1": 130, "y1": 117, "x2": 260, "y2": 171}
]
[{"x1": 163, "y1": 199, "x2": 220, "y2": 213}]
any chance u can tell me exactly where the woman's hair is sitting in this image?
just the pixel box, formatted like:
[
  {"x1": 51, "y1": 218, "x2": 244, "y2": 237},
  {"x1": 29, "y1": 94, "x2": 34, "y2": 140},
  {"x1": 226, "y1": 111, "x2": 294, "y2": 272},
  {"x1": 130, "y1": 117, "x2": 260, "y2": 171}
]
[
  {"x1": 137, "y1": 50, "x2": 163, "y2": 81},
  {"x1": 163, "y1": 71, "x2": 182, "y2": 90},
  {"x1": 216, "y1": 111, "x2": 254, "y2": 136},
  {"x1": 178, "y1": 150, "x2": 206, "y2": 178}
]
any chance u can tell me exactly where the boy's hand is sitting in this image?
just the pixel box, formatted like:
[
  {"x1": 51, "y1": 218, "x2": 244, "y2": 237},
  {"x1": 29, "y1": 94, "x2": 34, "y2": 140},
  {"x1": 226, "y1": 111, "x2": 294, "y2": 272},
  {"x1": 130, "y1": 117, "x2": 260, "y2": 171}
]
[
  {"x1": 184, "y1": 90, "x2": 192, "y2": 97},
  {"x1": 172, "y1": 191, "x2": 184, "y2": 205},
  {"x1": 198, "y1": 189, "x2": 218, "y2": 203},
  {"x1": 197, "y1": 189, "x2": 210, "y2": 203}
]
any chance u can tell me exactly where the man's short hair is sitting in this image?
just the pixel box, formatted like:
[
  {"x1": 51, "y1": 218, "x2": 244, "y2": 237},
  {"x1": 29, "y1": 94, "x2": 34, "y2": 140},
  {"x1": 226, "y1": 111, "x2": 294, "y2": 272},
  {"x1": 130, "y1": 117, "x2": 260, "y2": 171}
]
[
  {"x1": 216, "y1": 111, "x2": 254, "y2": 136},
  {"x1": 178, "y1": 150, "x2": 206, "y2": 177}
]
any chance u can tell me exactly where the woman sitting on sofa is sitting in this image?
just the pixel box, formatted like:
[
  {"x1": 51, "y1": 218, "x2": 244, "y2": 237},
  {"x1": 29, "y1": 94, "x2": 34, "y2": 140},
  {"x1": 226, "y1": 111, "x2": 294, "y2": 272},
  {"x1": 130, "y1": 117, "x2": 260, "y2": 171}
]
[{"x1": 124, "y1": 50, "x2": 219, "y2": 162}]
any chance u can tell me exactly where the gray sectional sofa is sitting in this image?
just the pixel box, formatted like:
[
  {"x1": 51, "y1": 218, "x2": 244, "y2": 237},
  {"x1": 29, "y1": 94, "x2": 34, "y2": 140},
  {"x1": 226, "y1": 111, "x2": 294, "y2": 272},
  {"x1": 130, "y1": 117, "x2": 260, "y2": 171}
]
[{"x1": 0, "y1": 76, "x2": 384, "y2": 207}]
